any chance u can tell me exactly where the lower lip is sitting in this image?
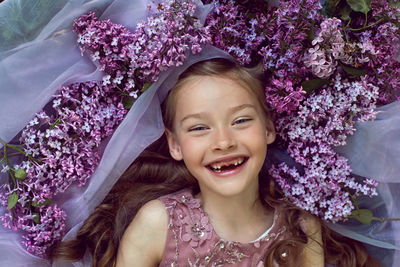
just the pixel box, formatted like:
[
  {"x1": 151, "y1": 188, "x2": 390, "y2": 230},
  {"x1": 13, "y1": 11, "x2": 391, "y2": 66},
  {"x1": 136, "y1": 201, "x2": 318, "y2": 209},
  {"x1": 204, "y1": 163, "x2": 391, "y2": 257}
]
[{"x1": 207, "y1": 160, "x2": 247, "y2": 178}]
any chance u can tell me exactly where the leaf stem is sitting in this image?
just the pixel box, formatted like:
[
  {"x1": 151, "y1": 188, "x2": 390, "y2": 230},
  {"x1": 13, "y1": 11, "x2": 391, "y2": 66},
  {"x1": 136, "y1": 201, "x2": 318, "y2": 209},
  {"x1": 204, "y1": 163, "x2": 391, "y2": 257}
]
[
  {"x1": 6, "y1": 144, "x2": 26, "y2": 155},
  {"x1": 49, "y1": 116, "x2": 61, "y2": 130},
  {"x1": 345, "y1": 187, "x2": 359, "y2": 209},
  {"x1": 363, "y1": 13, "x2": 368, "y2": 28},
  {"x1": 346, "y1": 18, "x2": 384, "y2": 32},
  {"x1": 0, "y1": 137, "x2": 6, "y2": 146},
  {"x1": 373, "y1": 217, "x2": 400, "y2": 222}
]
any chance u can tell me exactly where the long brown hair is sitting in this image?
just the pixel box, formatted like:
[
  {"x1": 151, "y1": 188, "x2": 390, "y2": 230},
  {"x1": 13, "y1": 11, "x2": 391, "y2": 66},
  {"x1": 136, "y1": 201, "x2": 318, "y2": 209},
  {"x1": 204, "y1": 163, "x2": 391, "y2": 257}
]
[{"x1": 50, "y1": 59, "x2": 382, "y2": 267}]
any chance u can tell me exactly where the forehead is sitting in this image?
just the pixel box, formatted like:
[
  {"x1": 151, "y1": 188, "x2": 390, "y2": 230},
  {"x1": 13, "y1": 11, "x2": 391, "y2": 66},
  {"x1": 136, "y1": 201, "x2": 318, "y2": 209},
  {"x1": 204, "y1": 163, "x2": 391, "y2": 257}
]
[{"x1": 173, "y1": 75, "x2": 263, "y2": 116}]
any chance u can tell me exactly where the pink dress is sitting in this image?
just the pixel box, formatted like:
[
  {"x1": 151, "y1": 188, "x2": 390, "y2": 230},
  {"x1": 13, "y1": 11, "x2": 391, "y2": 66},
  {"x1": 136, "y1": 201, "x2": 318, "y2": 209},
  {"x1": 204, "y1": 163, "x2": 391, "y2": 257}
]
[{"x1": 158, "y1": 189, "x2": 289, "y2": 267}]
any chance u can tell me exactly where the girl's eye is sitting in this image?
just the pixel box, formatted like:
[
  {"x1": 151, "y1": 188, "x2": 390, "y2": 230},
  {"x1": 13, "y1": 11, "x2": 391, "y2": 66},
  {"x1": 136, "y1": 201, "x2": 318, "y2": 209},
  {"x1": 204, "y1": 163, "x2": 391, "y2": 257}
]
[
  {"x1": 188, "y1": 126, "x2": 208, "y2": 132},
  {"x1": 234, "y1": 118, "x2": 252, "y2": 125}
]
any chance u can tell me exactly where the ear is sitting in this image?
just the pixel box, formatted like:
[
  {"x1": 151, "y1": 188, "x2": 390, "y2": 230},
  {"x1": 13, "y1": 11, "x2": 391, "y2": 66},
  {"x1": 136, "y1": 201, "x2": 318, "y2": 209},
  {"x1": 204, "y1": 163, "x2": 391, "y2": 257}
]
[
  {"x1": 265, "y1": 120, "x2": 276, "y2": 145},
  {"x1": 165, "y1": 129, "x2": 183, "y2": 161}
]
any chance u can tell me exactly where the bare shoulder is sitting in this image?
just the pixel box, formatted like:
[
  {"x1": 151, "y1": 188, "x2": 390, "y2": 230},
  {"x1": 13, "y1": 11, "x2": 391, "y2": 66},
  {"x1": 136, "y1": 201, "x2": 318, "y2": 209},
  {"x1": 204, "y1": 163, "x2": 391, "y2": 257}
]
[
  {"x1": 116, "y1": 199, "x2": 168, "y2": 267},
  {"x1": 135, "y1": 199, "x2": 168, "y2": 226}
]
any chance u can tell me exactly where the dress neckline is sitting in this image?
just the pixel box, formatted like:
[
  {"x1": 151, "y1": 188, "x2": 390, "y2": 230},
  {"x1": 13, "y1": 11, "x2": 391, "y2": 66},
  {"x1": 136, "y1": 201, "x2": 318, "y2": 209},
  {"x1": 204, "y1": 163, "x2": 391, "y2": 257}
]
[{"x1": 186, "y1": 189, "x2": 279, "y2": 245}]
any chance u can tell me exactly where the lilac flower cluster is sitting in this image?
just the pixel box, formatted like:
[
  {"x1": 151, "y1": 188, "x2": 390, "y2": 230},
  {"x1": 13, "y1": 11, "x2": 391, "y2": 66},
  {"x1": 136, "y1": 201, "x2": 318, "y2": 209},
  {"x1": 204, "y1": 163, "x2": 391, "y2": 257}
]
[
  {"x1": 304, "y1": 18, "x2": 345, "y2": 78},
  {"x1": 0, "y1": 201, "x2": 66, "y2": 256},
  {"x1": 205, "y1": 1, "x2": 261, "y2": 64},
  {"x1": 270, "y1": 74, "x2": 379, "y2": 221},
  {"x1": 264, "y1": 78, "x2": 306, "y2": 115},
  {"x1": 343, "y1": 0, "x2": 400, "y2": 104},
  {"x1": 358, "y1": 21, "x2": 400, "y2": 104},
  {"x1": 257, "y1": 0, "x2": 400, "y2": 221},
  {"x1": 259, "y1": 0, "x2": 323, "y2": 114},
  {"x1": 0, "y1": 82, "x2": 126, "y2": 255},
  {"x1": 75, "y1": 0, "x2": 211, "y2": 98}
]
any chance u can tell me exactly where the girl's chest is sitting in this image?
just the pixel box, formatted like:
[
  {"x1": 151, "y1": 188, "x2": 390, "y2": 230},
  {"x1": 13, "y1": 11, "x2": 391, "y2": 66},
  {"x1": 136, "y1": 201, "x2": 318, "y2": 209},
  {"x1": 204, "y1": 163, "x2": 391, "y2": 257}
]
[{"x1": 158, "y1": 190, "x2": 287, "y2": 267}]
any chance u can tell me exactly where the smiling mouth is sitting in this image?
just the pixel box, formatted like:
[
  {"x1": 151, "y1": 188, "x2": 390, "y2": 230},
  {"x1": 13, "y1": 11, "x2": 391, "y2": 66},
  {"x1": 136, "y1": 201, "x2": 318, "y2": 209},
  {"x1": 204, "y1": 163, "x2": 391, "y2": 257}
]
[{"x1": 207, "y1": 157, "x2": 248, "y2": 173}]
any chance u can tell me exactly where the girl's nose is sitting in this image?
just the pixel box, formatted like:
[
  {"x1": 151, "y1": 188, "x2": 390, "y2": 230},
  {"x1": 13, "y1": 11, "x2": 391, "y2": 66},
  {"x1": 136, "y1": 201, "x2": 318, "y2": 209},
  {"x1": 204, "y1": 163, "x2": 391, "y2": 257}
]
[{"x1": 211, "y1": 127, "x2": 237, "y2": 151}]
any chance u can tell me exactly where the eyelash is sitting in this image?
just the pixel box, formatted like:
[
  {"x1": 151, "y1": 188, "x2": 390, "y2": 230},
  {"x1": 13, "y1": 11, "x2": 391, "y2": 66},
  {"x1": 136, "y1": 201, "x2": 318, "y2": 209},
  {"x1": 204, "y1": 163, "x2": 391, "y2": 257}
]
[
  {"x1": 233, "y1": 118, "x2": 252, "y2": 125},
  {"x1": 188, "y1": 126, "x2": 208, "y2": 132},
  {"x1": 188, "y1": 118, "x2": 251, "y2": 132}
]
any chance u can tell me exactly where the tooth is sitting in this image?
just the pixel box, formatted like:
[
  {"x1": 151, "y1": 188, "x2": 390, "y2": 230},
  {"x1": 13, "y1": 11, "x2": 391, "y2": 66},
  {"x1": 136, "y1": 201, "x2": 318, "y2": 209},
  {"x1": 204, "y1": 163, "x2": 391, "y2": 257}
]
[{"x1": 211, "y1": 164, "x2": 221, "y2": 170}]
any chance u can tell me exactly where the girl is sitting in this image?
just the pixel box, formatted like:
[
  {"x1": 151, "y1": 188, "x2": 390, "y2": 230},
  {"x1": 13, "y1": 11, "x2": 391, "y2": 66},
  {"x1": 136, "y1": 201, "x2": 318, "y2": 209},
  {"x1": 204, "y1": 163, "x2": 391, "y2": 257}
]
[{"x1": 51, "y1": 58, "x2": 382, "y2": 267}]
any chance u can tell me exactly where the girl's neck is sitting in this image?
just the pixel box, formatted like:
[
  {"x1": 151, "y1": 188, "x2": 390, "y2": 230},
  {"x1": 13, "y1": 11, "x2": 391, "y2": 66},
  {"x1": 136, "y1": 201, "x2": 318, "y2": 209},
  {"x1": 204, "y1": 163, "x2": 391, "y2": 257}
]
[{"x1": 195, "y1": 187, "x2": 274, "y2": 243}]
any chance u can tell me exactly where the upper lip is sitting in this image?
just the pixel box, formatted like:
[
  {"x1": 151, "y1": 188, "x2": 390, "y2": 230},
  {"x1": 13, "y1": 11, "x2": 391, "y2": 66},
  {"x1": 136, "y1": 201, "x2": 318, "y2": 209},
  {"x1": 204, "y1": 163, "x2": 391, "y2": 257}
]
[{"x1": 205, "y1": 154, "x2": 248, "y2": 166}]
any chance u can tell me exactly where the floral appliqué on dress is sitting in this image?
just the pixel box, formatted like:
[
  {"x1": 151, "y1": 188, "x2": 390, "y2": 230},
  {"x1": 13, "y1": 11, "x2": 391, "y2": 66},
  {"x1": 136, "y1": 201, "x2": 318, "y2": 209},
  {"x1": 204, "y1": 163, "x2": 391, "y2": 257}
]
[{"x1": 158, "y1": 189, "x2": 288, "y2": 267}]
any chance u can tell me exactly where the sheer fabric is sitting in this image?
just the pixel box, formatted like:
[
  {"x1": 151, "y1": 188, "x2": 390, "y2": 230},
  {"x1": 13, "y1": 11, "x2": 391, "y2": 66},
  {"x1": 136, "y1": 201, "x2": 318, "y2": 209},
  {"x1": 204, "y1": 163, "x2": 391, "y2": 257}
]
[{"x1": 0, "y1": 0, "x2": 399, "y2": 266}]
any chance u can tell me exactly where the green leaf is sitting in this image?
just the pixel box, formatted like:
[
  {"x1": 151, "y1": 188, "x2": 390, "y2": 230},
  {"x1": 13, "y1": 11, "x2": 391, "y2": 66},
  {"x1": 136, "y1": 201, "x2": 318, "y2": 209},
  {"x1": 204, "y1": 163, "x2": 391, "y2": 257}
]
[
  {"x1": 346, "y1": 0, "x2": 371, "y2": 15},
  {"x1": 389, "y1": 0, "x2": 400, "y2": 7},
  {"x1": 8, "y1": 192, "x2": 18, "y2": 210},
  {"x1": 351, "y1": 209, "x2": 374, "y2": 224},
  {"x1": 33, "y1": 213, "x2": 40, "y2": 224},
  {"x1": 340, "y1": 5, "x2": 352, "y2": 21},
  {"x1": 341, "y1": 64, "x2": 367, "y2": 77},
  {"x1": 122, "y1": 97, "x2": 134, "y2": 110},
  {"x1": 301, "y1": 79, "x2": 332, "y2": 94},
  {"x1": 14, "y1": 169, "x2": 27, "y2": 180},
  {"x1": 141, "y1": 82, "x2": 152, "y2": 93},
  {"x1": 32, "y1": 198, "x2": 53, "y2": 207}
]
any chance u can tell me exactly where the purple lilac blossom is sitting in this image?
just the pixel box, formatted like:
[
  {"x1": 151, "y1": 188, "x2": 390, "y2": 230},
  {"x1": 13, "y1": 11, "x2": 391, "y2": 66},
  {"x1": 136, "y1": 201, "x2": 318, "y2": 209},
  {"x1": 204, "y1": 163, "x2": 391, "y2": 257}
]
[
  {"x1": 0, "y1": 82, "x2": 127, "y2": 256},
  {"x1": 259, "y1": 0, "x2": 323, "y2": 114},
  {"x1": 348, "y1": 0, "x2": 400, "y2": 104},
  {"x1": 360, "y1": 22, "x2": 400, "y2": 104},
  {"x1": 270, "y1": 74, "x2": 379, "y2": 222},
  {"x1": 74, "y1": 0, "x2": 211, "y2": 96},
  {"x1": 205, "y1": 0, "x2": 259, "y2": 64}
]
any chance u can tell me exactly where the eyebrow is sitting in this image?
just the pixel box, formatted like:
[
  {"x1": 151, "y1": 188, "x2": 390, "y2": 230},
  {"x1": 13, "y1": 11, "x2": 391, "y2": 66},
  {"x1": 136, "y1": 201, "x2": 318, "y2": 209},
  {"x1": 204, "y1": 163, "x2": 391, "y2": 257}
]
[{"x1": 179, "y1": 104, "x2": 257, "y2": 124}]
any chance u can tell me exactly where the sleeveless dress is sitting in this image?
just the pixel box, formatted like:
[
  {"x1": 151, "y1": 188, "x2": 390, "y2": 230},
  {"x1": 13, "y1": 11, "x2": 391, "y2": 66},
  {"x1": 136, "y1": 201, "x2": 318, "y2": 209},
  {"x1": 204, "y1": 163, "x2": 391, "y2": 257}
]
[{"x1": 158, "y1": 189, "x2": 289, "y2": 267}]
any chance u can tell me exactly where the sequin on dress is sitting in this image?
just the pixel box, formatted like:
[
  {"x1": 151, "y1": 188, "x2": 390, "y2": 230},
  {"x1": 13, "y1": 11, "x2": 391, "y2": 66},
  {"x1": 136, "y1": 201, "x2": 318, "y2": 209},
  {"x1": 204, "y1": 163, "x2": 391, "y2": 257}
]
[{"x1": 158, "y1": 189, "x2": 289, "y2": 267}]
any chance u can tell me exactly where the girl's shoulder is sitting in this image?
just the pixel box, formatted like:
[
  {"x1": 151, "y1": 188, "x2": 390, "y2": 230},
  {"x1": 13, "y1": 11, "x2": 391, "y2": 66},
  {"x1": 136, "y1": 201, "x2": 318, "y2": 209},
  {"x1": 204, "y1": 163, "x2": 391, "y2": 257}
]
[
  {"x1": 136, "y1": 199, "x2": 169, "y2": 224},
  {"x1": 117, "y1": 199, "x2": 168, "y2": 266}
]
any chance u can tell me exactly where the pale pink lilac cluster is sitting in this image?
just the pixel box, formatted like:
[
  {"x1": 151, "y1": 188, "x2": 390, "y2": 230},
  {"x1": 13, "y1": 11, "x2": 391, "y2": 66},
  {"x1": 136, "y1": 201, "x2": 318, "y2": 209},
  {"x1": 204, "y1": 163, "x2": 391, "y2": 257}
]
[
  {"x1": 75, "y1": 0, "x2": 211, "y2": 97},
  {"x1": 304, "y1": 17, "x2": 379, "y2": 76},
  {"x1": 270, "y1": 75, "x2": 379, "y2": 221},
  {"x1": 304, "y1": 18, "x2": 345, "y2": 78},
  {"x1": 0, "y1": 82, "x2": 126, "y2": 255}
]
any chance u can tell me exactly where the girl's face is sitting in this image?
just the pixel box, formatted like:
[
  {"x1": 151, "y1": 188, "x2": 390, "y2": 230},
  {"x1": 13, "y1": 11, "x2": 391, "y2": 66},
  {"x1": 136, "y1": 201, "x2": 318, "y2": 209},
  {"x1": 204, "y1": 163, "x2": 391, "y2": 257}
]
[{"x1": 166, "y1": 75, "x2": 275, "y2": 198}]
